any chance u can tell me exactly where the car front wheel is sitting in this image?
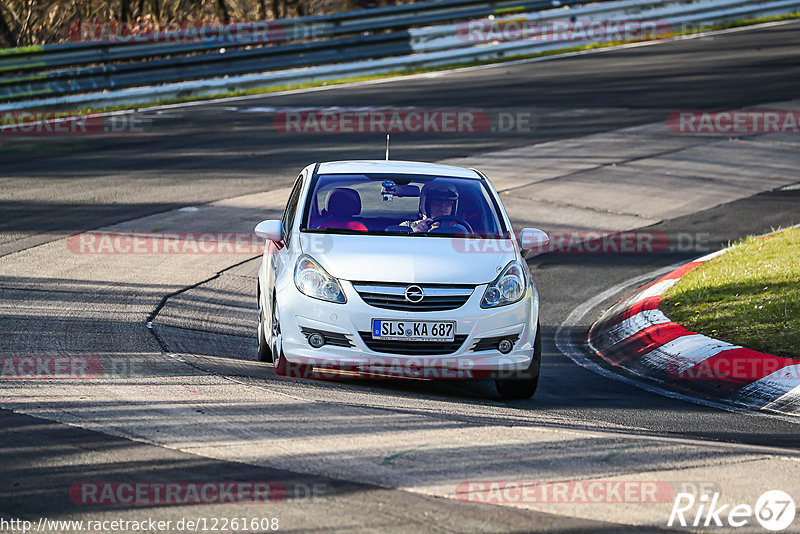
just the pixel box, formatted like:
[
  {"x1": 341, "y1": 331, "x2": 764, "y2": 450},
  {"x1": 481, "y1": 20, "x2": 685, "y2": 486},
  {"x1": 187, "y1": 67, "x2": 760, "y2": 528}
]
[
  {"x1": 269, "y1": 295, "x2": 313, "y2": 378},
  {"x1": 257, "y1": 293, "x2": 273, "y2": 362}
]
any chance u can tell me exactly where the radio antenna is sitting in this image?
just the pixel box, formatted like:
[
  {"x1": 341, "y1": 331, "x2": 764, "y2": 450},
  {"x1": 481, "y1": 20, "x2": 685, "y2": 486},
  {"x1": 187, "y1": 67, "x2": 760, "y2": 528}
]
[{"x1": 385, "y1": 134, "x2": 390, "y2": 161}]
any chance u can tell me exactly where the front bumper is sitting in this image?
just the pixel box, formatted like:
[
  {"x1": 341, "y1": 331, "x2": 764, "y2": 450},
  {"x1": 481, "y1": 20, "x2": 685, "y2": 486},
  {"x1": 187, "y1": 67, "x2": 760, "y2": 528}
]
[{"x1": 277, "y1": 280, "x2": 539, "y2": 374}]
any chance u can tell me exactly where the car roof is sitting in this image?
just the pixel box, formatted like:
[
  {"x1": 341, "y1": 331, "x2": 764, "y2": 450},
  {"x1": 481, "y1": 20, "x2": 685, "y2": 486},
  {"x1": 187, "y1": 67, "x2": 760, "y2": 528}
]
[{"x1": 316, "y1": 160, "x2": 482, "y2": 179}]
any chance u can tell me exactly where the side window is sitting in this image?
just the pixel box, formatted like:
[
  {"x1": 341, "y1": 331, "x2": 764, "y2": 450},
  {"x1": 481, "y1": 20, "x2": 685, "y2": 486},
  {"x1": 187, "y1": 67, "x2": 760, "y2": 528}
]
[{"x1": 282, "y1": 174, "x2": 304, "y2": 245}]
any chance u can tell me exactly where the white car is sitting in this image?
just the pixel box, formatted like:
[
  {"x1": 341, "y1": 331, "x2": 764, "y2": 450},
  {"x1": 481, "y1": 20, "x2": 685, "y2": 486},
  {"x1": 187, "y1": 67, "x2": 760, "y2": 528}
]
[{"x1": 255, "y1": 160, "x2": 549, "y2": 399}]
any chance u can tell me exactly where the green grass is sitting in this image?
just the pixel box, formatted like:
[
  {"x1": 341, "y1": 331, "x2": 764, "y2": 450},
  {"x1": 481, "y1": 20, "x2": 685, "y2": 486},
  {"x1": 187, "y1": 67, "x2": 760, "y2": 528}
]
[
  {"x1": 661, "y1": 227, "x2": 800, "y2": 359},
  {"x1": 33, "y1": 11, "x2": 800, "y2": 116}
]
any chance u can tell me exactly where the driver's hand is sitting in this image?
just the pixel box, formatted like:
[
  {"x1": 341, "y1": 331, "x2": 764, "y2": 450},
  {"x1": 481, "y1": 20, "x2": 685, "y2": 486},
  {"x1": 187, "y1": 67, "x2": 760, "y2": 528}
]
[{"x1": 412, "y1": 218, "x2": 433, "y2": 232}]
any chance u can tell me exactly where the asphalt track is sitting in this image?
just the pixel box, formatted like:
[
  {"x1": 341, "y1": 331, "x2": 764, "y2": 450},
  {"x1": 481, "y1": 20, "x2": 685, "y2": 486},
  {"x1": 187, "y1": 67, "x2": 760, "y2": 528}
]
[
  {"x1": 2, "y1": 20, "x2": 800, "y2": 532},
  {"x1": 3, "y1": 21, "x2": 800, "y2": 254}
]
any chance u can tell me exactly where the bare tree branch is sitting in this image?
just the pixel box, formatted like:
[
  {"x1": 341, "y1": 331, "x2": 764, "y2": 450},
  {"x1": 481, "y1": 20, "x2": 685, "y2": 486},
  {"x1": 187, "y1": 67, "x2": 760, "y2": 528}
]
[{"x1": 0, "y1": 0, "x2": 386, "y2": 47}]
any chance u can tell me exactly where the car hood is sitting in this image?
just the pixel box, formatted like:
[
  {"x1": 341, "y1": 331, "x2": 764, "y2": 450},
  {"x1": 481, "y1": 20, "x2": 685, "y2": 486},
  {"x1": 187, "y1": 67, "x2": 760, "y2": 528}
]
[{"x1": 300, "y1": 234, "x2": 518, "y2": 284}]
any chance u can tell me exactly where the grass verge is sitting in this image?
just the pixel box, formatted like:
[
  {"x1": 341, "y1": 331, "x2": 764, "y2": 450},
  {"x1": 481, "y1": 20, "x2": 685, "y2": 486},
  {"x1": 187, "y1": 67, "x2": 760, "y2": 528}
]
[
  {"x1": 36, "y1": 11, "x2": 800, "y2": 116},
  {"x1": 661, "y1": 227, "x2": 800, "y2": 359}
]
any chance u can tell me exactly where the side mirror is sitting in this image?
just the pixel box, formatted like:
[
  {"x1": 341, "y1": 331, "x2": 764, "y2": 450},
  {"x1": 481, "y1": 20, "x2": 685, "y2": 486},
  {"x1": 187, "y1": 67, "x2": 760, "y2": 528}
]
[
  {"x1": 254, "y1": 220, "x2": 284, "y2": 242},
  {"x1": 519, "y1": 228, "x2": 549, "y2": 253}
]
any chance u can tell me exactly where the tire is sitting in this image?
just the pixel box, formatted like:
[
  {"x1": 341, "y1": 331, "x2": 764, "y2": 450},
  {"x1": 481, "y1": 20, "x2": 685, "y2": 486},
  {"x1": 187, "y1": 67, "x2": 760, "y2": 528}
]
[
  {"x1": 494, "y1": 322, "x2": 541, "y2": 400},
  {"x1": 273, "y1": 348, "x2": 314, "y2": 378},
  {"x1": 257, "y1": 286, "x2": 273, "y2": 362},
  {"x1": 257, "y1": 304, "x2": 273, "y2": 362},
  {"x1": 273, "y1": 349, "x2": 287, "y2": 376},
  {"x1": 268, "y1": 295, "x2": 313, "y2": 378}
]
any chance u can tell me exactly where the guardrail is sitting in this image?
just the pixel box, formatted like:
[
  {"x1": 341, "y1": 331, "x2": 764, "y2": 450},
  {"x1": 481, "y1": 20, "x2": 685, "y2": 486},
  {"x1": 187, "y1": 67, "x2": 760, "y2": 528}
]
[
  {"x1": 0, "y1": 0, "x2": 575, "y2": 73},
  {"x1": 0, "y1": 0, "x2": 797, "y2": 109},
  {"x1": 408, "y1": 0, "x2": 800, "y2": 59}
]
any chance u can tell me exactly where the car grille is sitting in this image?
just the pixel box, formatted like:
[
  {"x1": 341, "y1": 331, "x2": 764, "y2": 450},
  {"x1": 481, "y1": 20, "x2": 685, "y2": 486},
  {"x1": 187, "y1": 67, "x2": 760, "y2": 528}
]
[
  {"x1": 358, "y1": 332, "x2": 468, "y2": 355},
  {"x1": 300, "y1": 327, "x2": 354, "y2": 348},
  {"x1": 352, "y1": 282, "x2": 474, "y2": 312},
  {"x1": 471, "y1": 333, "x2": 520, "y2": 352}
]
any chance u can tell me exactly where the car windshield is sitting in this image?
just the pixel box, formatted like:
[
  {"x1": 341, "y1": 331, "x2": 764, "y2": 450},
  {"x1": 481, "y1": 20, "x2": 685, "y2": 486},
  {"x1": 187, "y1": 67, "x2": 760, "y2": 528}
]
[{"x1": 301, "y1": 173, "x2": 508, "y2": 238}]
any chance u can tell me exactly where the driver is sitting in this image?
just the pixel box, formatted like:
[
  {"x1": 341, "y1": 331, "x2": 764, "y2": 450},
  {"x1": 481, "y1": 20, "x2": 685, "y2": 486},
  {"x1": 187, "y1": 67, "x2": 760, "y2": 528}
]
[{"x1": 402, "y1": 182, "x2": 460, "y2": 233}]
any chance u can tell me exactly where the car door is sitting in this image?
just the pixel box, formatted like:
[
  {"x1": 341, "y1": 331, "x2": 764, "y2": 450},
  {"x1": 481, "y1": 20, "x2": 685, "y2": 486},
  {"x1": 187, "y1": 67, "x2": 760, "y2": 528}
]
[{"x1": 263, "y1": 169, "x2": 307, "y2": 319}]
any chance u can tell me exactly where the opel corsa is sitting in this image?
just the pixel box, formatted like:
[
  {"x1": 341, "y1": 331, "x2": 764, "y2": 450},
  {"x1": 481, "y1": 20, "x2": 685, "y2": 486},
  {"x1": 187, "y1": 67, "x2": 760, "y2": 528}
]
[{"x1": 255, "y1": 161, "x2": 549, "y2": 399}]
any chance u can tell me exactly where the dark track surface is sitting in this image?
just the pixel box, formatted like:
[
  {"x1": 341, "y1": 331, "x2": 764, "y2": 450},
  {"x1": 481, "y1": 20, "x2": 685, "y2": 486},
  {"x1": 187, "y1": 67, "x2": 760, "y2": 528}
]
[
  {"x1": 2, "y1": 408, "x2": 645, "y2": 532},
  {"x1": 153, "y1": 185, "x2": 800, "y2": 450},
  {"x1": 2, "y1": 20, "x2": 800, "y2": 531},
  {"x1": 2, "y1": 21, "x2": 800, "y2": 253}
]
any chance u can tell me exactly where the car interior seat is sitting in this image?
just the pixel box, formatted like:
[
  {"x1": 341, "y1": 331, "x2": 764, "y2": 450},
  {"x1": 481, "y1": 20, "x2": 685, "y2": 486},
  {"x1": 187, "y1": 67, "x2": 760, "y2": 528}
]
[{"x1": 318, "y1": 187, "x2": 368, "y2": 232}]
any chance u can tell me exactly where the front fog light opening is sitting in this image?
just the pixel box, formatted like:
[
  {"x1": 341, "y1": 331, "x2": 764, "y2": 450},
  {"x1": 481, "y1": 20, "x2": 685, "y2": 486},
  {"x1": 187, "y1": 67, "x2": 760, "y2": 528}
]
[
  {"x1": 497, "y1": 338, "x2": 514, "y2": 354},
  {"x1": 308, "y1": 332, "x2": 326, "y2": 348}
]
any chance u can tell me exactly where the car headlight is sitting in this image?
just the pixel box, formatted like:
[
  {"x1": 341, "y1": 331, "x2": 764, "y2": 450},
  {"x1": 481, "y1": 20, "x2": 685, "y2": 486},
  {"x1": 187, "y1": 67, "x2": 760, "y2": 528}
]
[
  {"x1": 481, "y1": 260, "x2": 526, "y2": 308},
  {"x1": 294, "y1": 255, "x2": 346, "y2": 303}
]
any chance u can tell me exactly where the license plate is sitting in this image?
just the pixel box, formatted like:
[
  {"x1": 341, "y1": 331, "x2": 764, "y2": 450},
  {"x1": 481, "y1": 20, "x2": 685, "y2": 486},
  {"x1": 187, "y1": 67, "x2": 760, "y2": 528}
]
[{"x1": 372, "y1": 320, "x2": 455, "y2": 342}]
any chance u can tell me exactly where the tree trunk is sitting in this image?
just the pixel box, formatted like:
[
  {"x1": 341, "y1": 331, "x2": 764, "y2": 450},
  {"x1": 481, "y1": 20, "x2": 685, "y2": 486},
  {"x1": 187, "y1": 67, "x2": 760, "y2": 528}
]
[
  {"x1": 216, "y1": 0, "x2": 230, "y2": 24},
  {"x1": 0, "y1": 6, "x2": 18, "y2": 48},
  {"x1": 120, "y1": 0, "x2": 132, "y2": 22}
]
